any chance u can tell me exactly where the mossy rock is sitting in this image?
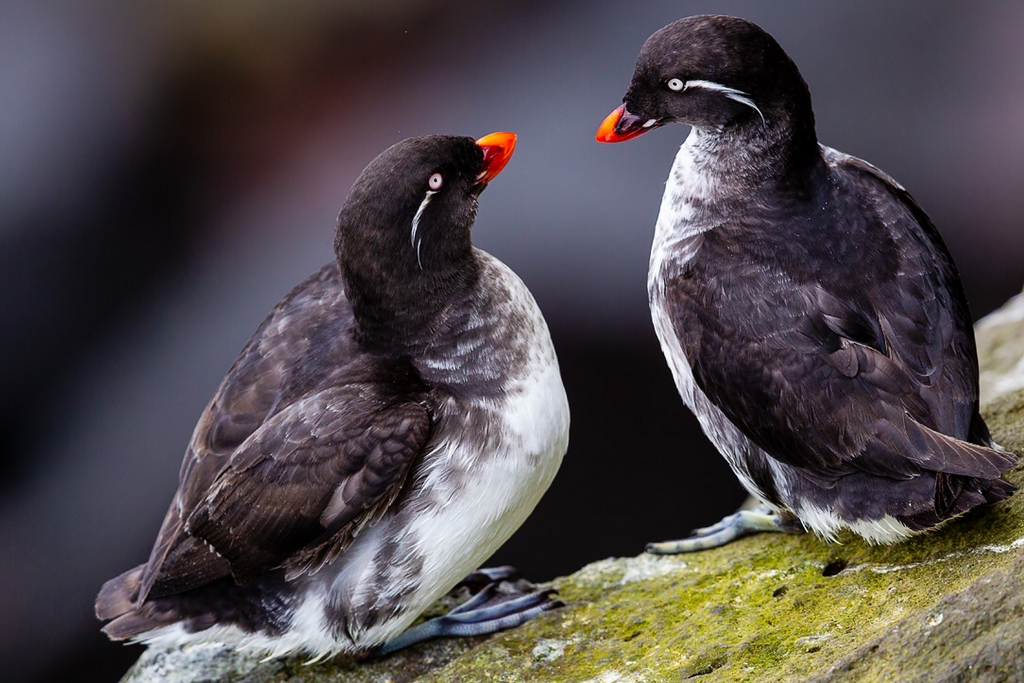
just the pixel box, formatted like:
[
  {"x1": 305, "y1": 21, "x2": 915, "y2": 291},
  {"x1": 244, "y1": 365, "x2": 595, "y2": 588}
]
[{"x1": 123, "y1": 296, "x2": 1024, "y2": 683}]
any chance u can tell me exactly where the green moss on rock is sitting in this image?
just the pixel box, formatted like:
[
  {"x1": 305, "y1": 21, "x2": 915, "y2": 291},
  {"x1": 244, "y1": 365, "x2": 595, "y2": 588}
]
[
  {"x1": 984, "y1": 390, "x2": 1024, "y2": 454},
  {"x1": 415, "y1": 424, "x2": 1023, "y2": 682},
  {"x1": 407, "y1": 384, "x2": 1024, "y2": 682},
  {"x1": 123, "y1": 298, "x2": 1024, "y2": 683}
]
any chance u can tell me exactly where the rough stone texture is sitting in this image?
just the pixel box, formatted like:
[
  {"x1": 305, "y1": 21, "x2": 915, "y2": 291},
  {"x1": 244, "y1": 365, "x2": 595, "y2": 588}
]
[
  {"x1": 810, "y1": 554, "x2": 1024, "y2": 683},
  {"x1": 977, "y1": 291, "x2": 1024, "y2": 407},
  {"x1": 121, "y1": 293, "x2": 1024, "y2": 683}
]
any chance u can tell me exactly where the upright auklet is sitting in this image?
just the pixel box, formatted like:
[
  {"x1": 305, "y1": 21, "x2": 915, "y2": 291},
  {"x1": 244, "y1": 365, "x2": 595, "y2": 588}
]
[
  {"x1": 96, "y1": 133, "x2": 570, "y2": 657},
  {"x1": 596, "y1": 15, "x2": 1017, "y2": 551}
]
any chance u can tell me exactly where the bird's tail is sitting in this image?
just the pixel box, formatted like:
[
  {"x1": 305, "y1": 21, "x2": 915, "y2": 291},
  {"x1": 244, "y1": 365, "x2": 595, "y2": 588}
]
[
  {"x1": 890, "y1": 412, "x2": 1019, "y2": 531},
  {"x1": 934, "y1": 469, "x2": 1017, "y2": 519},
  {"x1": 96, "y1": 564, "x2": 177, "y2": 640},
  {"x1": 896, "y1": 466, "x2": 1018, "y2": 533},
  {"x1": 95, "y1": 565, "x2": 143, "y2": 622}
]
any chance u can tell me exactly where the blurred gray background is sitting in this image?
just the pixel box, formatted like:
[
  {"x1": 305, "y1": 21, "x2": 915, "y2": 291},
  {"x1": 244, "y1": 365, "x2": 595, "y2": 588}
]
[{"x1": 1, "y1": 1, "x2": 1022, "y2": 681}]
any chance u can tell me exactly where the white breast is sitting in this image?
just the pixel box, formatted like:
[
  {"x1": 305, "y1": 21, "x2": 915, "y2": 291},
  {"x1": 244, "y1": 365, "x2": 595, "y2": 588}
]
[
  {"x1": 647, "y1": 128, "x2": 724, "y2": 418},
  {"x1": 319, "y1": 256, "x2": 569, "y2": 651},
  {"x1": 403, "y1": 357, "x2": 569, "y2": 614}
]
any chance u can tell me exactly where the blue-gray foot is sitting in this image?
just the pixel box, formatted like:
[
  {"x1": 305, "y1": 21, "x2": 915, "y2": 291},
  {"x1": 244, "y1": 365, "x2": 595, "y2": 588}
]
[
  {"x1": 375, "y1": 577, "x2": 561, "y2": 656},
  {"x1": 646, "y1": 505, "x2": 804, "y2": 554},
  {"x1": 455, "y1": 565, "x2": 522, "y2": 591}
]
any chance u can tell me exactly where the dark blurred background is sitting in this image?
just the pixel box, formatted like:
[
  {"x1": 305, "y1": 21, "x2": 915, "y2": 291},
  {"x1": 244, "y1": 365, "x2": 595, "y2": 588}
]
[{"x1": 1, "y1": 1, "x2": 1022, "y2": 681}]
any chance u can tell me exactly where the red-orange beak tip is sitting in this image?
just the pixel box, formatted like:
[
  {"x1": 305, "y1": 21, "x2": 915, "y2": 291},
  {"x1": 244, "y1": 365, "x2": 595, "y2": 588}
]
[
  {"x1": 596, "y1": 105, "x2": 625, "y2": 143},
  {"x1": 596, "y1": 104, "x2": 654, "y2": 143},
  {"x1": 475, "y1": 131, "x2": 517, "y2": 184}
]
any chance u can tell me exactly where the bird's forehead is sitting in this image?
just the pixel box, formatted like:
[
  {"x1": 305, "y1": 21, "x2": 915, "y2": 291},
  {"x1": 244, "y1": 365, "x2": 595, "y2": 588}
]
[
  {"x1": 404, "y1": 136, "x2": 481, "y2": 171},
  {"x1": 366, "y1": 136, "x2": 476, "y2": 177},
  {"x1": 637, "y1": 16, "x2": 764, "y2": 81},
  {"x1": 639, "y1": 35, "x2": 724, "y2": 78}
]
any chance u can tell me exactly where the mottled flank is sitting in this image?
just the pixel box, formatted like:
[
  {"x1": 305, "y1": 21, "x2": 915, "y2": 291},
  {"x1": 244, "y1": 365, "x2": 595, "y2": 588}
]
[{"x1": 122, "y1": 299, "x2": 1024, "y2": 683}]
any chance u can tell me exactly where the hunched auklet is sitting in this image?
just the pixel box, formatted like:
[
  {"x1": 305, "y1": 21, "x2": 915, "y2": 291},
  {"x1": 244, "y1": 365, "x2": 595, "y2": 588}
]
[
  {"x1": 596, "y1": 15, "x2": 1017, "y2": 551},
  {"x1": 96, "y1": 133, "x2": 570, "y2": 657}
]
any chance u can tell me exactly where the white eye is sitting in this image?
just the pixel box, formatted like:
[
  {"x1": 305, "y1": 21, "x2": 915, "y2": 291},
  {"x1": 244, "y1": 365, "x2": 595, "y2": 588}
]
[
  {"x1": 667, "y1": 78, "x2": 684, "y2": 92},
  {"x1": 428, "y1": 172, "x2": 443, "y2": 190}
]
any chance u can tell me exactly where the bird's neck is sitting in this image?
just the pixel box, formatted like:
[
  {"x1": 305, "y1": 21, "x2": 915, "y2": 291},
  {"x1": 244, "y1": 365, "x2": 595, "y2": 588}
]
[
  {"x1": 343, "y1": 253, "x2": 481, "y2": 358},
  {"x1": 656, "y1": 122, "x2": 825, "y2": 236}
]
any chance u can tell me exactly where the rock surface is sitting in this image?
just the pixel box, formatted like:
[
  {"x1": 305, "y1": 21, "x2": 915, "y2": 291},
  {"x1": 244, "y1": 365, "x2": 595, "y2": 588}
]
[
  {"x1": 977, "y1": 292, "x2": 1024, "y2": 407},
  {"x1": 121, "y1": 291, "x2": 1024, "y2": 683}
]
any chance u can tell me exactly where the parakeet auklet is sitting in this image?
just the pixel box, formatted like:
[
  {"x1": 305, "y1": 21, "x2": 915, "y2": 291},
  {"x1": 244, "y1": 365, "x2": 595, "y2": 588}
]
[
  {"x1": 596, "y1": 15, "x2": 1017, "y2": 551},
  {"x1": 96, "y1": 133, "x2": 570, "y2": 657}
]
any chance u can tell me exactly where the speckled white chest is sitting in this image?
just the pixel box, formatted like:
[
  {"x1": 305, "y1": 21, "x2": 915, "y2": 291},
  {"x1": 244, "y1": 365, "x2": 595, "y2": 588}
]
[
  {"x1": 341, "y1": 260, "x2": 568, "y2": 643},
  {"x1": 304, "y1": 256, "x2": 569, "y2": 654}
]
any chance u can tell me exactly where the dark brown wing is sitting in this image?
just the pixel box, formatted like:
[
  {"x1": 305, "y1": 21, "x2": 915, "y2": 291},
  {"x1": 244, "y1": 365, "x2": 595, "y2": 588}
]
[
  {"x1": 129, "y1": 264, "x2": 355, "y2": 601},
  {"x1": 183, "y1": 388, "x2": 431, "y2": 584},
  {"x1": 96, "y1": 388, "x2": 430, "y2": 636},
  {"x1": 191, "y1": 262, "x2": 364, "y2": 465},
  {"x1": 130, "y1": 262, "x2": 433, "y2": 601},
  {"x1": 135, "y1": 387, "x2": 431, "y2": 597}
]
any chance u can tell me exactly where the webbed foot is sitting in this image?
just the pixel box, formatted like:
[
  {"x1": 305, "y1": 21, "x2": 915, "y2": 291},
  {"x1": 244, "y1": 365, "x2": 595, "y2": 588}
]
[
  {"x1": 646, "y1": 504, "x2": 803, "y2": 554},
  {"x1": 375, "y1": 568, "x2": 561, "y2": 656}
]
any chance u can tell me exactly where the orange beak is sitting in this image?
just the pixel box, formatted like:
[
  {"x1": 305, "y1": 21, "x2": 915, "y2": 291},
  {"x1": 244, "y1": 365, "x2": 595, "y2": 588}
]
[
  {"x1": 596, "y1": 104, "x2": 656, "y2": 143},
  {"x1": 475, "y1": 132, "x2": 517, "y2": 184}
]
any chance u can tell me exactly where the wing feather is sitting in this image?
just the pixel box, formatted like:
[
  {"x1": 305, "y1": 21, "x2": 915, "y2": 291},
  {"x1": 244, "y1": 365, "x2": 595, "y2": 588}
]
[
  {"x1": 184, "y1": 390, "x2": 430, "y2": 584},
  {"x1": 133, "y1": 262, "x2": 433, "y2": 601},
  {"x1": 664, "y1": 152, "x2": 1015, "y2": 488}
]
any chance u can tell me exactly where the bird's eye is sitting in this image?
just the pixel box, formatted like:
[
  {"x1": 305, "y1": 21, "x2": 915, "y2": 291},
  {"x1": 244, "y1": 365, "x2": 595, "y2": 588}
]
[
  {"x1": 667, "y1": 78, "x2": 684, "y2": 92},
  {"x1": 428, "y1": 172, "x2": 444, "y2": 190}
]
